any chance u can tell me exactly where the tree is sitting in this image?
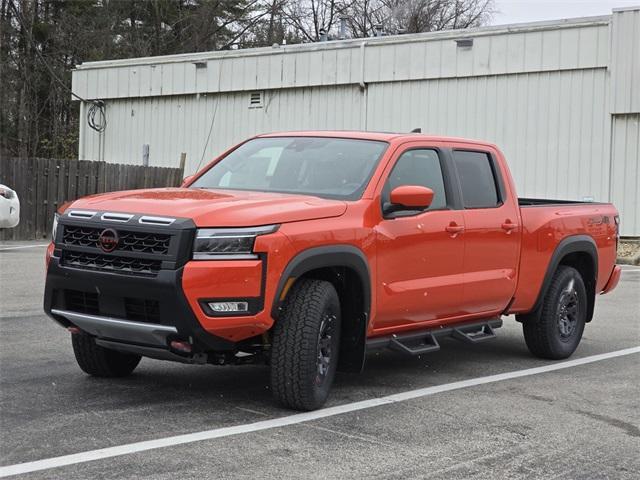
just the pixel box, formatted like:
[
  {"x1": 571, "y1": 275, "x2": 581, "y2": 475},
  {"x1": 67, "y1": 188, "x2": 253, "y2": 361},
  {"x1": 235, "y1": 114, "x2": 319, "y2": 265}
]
[
  {"x1": 0, "y1": 0, "x2": 493, "y2": 160},
  {"x1": 280, "y1": 0, "x2": 346, "y2": 42},
  {"x1": 0, "y1": 0, "x2": 273, "y2": 159},
  {"x1": 344, "y1": 0, "x2": 494, "y2": 37}
]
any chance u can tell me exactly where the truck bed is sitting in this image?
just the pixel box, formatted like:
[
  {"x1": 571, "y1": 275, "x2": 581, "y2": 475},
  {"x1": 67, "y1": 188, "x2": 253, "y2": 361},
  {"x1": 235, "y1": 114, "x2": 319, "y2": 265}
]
[{"x1": 511, "y1": 199, "x2": 619, "y2": 314}]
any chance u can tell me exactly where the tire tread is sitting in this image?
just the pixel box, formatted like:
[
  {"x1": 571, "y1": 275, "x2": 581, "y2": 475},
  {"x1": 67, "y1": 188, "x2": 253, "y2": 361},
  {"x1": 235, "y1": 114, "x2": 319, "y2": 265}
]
[
  {"x1": 523, "y1": 265, "x2": 586, "y2": 360},
  {"x1": 270, "y1": 279, "x2": 339, "y2": 410},
  {"x1": 72, "y1": 334, "x2": 141, "y2": 377}
]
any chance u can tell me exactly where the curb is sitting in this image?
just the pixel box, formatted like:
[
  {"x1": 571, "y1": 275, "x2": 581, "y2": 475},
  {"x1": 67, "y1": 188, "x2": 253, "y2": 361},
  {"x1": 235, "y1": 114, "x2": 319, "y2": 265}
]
[
  {"x1": 617, "y1": 254, "x2": 640, "y2": 266},
  {"x1": 617, "y1": 239, "x2": 640, "y2": 266}
]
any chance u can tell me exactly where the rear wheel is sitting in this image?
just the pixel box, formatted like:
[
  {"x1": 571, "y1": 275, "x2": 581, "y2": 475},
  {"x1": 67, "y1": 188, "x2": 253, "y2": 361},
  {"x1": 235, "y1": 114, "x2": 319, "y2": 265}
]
[
  {"x1": 72, "y1": 334, "x2": 141, "y2": 377},
  {"x1": 522, "y1": 266, "x2": 587, "y2": 359},
  {"x1": 270, "y1": 279, "x2": 341, "y2": 410}
]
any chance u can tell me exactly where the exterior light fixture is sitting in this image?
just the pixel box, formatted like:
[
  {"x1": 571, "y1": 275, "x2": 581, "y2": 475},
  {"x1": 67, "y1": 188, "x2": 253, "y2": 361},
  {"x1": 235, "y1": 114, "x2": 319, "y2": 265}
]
[{"x1": 207, "y1": 301, "x2": 249, "y2": 313}]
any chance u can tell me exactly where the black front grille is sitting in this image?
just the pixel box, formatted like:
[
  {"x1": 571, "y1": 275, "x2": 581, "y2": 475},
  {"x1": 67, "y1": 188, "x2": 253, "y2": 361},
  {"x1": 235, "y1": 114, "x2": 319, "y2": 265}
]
[
  {"x1": 61, "y1": 251, "x2": 161, "y2": 276},
  {"x1": 125, "y1": 298, "x2": 161, "y2": 323},
  {"x1": 63, "y1": 226, "x2": 100, "y2": 247},
  {"x1": 60, "y1": 290, "x2": 162, "y2": 324},
  {"x1": 63, "y1": 226, "x2": 171, "y2": 255},
  {"x1": 65, "y1": 289, "x2": 99, "y2": 315}
]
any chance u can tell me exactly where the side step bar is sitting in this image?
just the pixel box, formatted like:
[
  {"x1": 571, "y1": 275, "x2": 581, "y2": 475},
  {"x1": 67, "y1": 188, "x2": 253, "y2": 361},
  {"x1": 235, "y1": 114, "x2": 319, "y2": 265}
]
[{"x1": 366, "y1": 318, "x2": 502, "y2": 356}]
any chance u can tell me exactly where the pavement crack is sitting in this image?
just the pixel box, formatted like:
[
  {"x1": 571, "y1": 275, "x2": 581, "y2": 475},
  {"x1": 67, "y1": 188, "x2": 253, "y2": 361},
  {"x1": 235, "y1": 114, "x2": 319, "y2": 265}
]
[
  {"x1": 571, "y1": 408, "x2": 640, "y2": 438},
  {"x1": 297, "y1": 423, "x2": 397, "y2": 448},
  {"x1": 234, "y1": 406, "x2": 269, "y2": 416},
  {"x1": 419, "y1": 445, "x2": 528, "y2": 479},
  {"x1": 521, "y1": 393, "x2": 555, "y2": 404}
]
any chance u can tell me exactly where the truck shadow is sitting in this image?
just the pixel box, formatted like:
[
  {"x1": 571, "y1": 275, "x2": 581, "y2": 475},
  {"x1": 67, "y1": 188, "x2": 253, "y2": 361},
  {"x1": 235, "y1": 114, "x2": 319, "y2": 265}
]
[
  {"x1": 334, "y1": 335, "x2": 533, "y2": 391},
  {"x1": 94, "y1": 331, "x2": 534, "y2": 413}
]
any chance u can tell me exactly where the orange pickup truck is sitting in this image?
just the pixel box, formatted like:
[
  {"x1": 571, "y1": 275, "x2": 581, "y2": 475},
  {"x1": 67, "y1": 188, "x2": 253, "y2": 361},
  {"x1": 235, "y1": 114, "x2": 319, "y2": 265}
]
[{"x1": 44, "y1": 131, "x2": 621, "y2": 410}]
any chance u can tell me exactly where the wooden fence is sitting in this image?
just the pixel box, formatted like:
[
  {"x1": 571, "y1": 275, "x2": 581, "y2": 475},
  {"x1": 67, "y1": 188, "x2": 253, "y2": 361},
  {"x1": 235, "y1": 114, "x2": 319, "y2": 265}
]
[{"x1": 0, "y1": 157, "x2": 184, "y2": 240}]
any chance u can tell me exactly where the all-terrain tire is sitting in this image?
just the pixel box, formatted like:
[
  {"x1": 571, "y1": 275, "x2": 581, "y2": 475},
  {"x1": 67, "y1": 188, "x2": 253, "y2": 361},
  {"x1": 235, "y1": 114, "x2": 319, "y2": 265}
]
[
  {"x1": 72, "y1": 334, "x2": 141, "y2": 377},
  {"x1": 270, "y1": 279, "x2": 341, "y2": 411},
  {"x1": 523, "y1": 265, "x2": 587, "y2": 360}
]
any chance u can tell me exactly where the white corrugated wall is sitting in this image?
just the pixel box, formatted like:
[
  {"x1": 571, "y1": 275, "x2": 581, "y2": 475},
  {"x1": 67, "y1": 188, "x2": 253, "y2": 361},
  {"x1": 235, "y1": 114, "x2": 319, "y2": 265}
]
[
  {"x1": 611, "y1": 115, "x2": 640, "y2": 236},
  {"x1": 365, "y1": 69, "x2": 611, "y2": 202},
  {"x1": 608, "y1": 7, "x2": 640, "y2": 236},
  {"x1": 81, "y1": 85, "x2": 364, "y2": 172},
  {"x1": 84, "y1": 67, "x2": 612, "y2": 205},
  {"x1": 609, "y1": 8, "x2": 640, "y2": 115},
  {"x1": 73, "y1": 9, "x2": 640, "y2": 235},
  {"x1": 71, "y1": 18, "x2": 609, "y2": 100}
]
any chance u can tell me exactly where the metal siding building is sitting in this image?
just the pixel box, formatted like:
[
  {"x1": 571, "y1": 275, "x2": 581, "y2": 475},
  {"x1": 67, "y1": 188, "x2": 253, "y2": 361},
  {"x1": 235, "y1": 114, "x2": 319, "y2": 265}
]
[{"x1": 72, "y1": 7, "x2": 640, "y2": 235}]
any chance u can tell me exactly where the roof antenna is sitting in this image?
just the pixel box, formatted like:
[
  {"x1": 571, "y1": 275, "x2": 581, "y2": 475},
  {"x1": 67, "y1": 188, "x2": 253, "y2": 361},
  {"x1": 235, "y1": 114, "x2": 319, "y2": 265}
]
[{"x1": 410, "y1": 127, "x2": 422, "y2": 133}]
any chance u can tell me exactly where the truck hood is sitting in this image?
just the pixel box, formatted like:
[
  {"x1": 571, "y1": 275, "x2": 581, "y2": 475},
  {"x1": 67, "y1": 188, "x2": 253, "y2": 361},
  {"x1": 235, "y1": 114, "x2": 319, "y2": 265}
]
[{"x1": 67, "y1": 188, "x2": 347, "y2": 226}]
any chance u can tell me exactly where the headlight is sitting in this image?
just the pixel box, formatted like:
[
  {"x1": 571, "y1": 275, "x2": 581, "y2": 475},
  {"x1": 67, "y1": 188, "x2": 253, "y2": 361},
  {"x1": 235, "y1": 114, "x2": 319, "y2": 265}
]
[
  {"x1": 193, "y1": 225, "x2": 278, "y2": 260},
  {"x1": 52, "y1": 213, "x2": 59, "y2": 243}
]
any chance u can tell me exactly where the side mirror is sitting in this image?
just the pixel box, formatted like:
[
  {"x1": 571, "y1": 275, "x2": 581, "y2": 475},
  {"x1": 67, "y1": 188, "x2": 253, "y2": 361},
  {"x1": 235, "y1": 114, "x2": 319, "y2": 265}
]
[
  {"x1": 389, "y1": 185, "x2": 434, "y2": 210},
  {"x1": 181, "y1": 175, "x2": 195, "y2": 187}
]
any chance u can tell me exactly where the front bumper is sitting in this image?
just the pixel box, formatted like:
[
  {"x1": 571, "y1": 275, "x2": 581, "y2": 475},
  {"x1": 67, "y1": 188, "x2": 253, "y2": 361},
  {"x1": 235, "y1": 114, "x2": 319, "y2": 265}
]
[
  {"x1": 51, "y1": 308, "x2": 177, "y2": 346},
  {"x1": 45, "y1": 211, "x2": 295, "y2": 358},
  {"x1": 44, "y1": 254, "x2": 237, "y2": 354}
]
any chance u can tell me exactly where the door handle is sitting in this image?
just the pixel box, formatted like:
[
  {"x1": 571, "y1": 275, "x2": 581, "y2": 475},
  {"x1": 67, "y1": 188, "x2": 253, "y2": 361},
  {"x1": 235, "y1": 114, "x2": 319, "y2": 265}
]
[
  {"x1": 501, "y1": 221, "x2": 518, "y2": 232},
  {"x1": 445, "y1": 223, "x2": 465, "y2": 235}
]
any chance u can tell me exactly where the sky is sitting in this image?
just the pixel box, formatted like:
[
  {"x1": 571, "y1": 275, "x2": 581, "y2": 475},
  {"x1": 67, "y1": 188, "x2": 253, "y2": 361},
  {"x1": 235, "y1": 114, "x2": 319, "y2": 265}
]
[{"x1": 491, "y1": 0, "x2": 638, "y2": 25}]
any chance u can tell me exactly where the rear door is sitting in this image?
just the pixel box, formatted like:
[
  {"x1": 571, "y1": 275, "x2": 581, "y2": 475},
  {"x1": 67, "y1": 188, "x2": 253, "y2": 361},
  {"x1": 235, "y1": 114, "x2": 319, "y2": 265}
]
[
  {"x1": 451, "y1": 148, "x2": 520, "y2": 315},
  {"x1": 374, "y1": 144, "x2": 466, "y2": 333}
]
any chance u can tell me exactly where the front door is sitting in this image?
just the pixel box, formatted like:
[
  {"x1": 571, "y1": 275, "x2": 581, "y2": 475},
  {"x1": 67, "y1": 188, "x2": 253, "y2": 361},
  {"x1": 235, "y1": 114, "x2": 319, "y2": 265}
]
[{"x1": 373, "y1": 146, "x2": 466, "y2": 334}]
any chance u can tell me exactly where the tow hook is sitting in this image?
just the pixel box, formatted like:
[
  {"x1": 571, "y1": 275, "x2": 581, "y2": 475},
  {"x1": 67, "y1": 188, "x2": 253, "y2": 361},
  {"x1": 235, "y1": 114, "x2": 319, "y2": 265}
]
[{"x1": 169, "y1": 340, "x2": 192, "y2": 354}]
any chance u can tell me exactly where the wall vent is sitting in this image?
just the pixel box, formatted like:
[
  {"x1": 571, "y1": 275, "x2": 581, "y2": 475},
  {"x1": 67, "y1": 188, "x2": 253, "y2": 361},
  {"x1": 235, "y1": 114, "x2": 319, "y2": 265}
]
[
  {"x1": 455, "y1": 38, "x2": 473, "y2": 49},
  {"x1": 249, "y1": 91, "x2": 264, "y2": 109}
]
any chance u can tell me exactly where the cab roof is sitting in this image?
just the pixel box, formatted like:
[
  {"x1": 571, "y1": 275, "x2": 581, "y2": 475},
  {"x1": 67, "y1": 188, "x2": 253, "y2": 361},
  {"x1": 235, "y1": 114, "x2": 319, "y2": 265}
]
[{"x1": 257, "y1": 130, "x2": 496, "y2": 148}]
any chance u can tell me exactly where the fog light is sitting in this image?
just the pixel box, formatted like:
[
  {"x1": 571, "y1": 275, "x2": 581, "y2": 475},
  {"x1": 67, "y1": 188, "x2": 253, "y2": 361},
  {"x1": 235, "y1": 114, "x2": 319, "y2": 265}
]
[{"x1": 208, "y1": 301, "x2": 249, "y2": 313}]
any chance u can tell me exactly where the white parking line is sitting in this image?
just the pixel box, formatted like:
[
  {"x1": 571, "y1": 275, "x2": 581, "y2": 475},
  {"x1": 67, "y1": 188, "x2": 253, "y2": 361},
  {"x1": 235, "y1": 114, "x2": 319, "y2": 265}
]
[
  {"x1": 0, "y1": 244, "x2": 49, "y2": 251},
  {"x1": 1, "y1": 346, "x2": 638, "y2": 478}
]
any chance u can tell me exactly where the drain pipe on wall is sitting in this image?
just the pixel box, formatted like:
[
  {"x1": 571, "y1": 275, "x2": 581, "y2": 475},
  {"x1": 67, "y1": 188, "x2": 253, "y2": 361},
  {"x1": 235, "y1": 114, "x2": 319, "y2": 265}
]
[
  {"x1": 78, "y1": 101, "x2": 86, "y2": 160},
  {"x1": 360, "y1": 41, "x2": 368, "y2": 130},
  {"x1": 359, "y1": 41, "x2": 367, "y2": 91}
]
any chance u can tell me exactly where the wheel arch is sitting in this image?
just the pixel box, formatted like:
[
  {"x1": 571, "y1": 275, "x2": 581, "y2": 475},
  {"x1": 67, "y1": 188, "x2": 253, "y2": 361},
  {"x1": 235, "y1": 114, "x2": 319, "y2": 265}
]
[
  {"x1": 271, "y1": 245, "x2": 371, "y2": 373},
  {"x1": 531, "y1": 235, "x2": 598, "y2": 322}
]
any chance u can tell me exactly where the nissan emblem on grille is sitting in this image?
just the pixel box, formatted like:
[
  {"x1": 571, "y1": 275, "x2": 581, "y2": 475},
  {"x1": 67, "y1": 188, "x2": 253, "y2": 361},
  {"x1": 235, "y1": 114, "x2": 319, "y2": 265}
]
[{"x1": 98, "y1": 228, "x2": 119, "y2": 252}]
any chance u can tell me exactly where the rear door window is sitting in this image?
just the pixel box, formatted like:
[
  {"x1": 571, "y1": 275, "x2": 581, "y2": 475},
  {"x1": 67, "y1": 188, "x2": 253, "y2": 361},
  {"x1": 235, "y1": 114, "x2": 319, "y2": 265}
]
[{"x1": 452, "y1": 151, "x2": 500, "y2": 208}]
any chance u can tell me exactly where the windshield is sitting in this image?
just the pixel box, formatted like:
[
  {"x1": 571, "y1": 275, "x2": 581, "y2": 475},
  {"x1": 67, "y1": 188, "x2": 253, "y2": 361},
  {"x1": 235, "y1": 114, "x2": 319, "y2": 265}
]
[{"x1": 190, "y1": 137, "x2": 388, "y2": 200}]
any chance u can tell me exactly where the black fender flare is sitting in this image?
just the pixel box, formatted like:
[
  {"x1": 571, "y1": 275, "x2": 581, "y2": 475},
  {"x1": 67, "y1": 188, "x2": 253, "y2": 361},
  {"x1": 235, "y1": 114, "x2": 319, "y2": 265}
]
[
  {"x1": 531, "y1": 234, "x2": 598, "y2": 321},
  {"x1": 271, "y1": 244, "x2": 371, "y2": 321}
]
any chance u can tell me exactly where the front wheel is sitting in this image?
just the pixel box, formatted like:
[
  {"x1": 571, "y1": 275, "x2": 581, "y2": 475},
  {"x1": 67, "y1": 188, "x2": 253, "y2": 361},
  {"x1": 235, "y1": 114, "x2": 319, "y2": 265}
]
[
  {"x1": 72, "y1": 334, "x2": 141, "y2": 377},
  {"x1": 270, "y1": 279, "x2": 341, "y2": 410},
  {"x1": 522, "y1": 265, "x2": 587, "y2": 359}
]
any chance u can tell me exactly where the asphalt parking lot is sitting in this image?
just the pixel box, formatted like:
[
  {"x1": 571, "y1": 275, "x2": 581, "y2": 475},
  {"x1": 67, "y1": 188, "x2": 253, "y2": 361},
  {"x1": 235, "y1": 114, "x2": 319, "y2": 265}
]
[{"x1": 1, "y1": 242, "x2": 638, "y2": 479}]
